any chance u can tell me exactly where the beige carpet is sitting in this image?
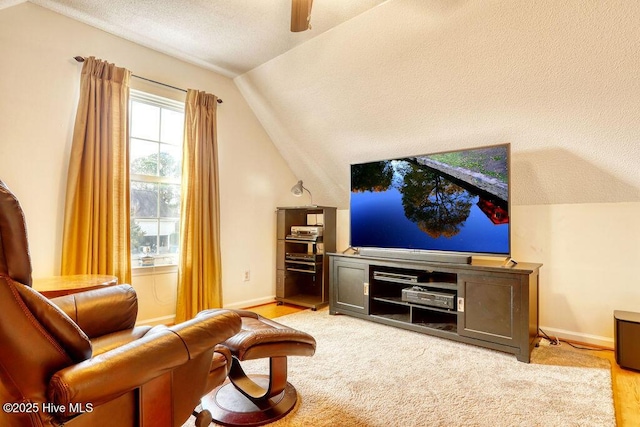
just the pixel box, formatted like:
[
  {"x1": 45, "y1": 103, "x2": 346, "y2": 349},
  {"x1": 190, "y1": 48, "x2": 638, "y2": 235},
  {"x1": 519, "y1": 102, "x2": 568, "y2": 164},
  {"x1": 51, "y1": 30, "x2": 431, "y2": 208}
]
[{"x1": 186, "y1": 308, "x2": 615, "y2": 427}]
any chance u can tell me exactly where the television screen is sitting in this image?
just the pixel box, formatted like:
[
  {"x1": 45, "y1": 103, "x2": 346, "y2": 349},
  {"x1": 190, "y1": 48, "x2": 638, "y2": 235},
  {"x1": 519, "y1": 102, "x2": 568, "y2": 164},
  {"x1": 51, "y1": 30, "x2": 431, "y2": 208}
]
[{"x1": 350, "y1": 143, "x2": 510, "y2": 256}]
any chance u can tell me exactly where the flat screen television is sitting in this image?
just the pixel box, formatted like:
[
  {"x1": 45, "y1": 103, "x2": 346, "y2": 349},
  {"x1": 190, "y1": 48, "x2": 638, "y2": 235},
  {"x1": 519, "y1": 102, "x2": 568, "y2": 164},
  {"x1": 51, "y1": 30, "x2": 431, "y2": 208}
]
[{"x1": 350, "y1": 143, "x2": 510, "y2": 262}]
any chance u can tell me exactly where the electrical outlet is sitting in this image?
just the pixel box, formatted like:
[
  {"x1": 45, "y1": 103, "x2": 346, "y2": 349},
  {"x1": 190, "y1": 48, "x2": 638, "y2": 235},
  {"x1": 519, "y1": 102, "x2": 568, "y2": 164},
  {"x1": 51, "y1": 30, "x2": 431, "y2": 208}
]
[{"x1": 243, "y1": 269, "x2": 250, "y2": 282}]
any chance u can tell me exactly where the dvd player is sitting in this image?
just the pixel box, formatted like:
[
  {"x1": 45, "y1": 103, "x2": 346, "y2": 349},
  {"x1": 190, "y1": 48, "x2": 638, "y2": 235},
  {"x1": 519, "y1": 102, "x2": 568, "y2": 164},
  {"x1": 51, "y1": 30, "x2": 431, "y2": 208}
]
[
  {"x1": 373, "y1": 271, "x2": 427, "y2": 284},
  {"x1": 401, "y1": 286, "x2": 455, "y2": 310}
]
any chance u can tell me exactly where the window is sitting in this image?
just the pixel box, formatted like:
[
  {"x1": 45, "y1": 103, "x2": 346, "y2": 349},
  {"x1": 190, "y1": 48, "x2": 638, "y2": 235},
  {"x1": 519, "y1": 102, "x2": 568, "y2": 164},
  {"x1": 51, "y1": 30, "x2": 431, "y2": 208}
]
[{"x1": 129, "y1": 91, "x2": 184, "y2": 267}]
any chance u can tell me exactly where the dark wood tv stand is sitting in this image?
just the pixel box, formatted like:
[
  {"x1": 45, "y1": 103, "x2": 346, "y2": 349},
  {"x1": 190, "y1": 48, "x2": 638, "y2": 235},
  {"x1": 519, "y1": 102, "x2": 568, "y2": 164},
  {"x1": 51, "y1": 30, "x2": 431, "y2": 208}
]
[{"x1": 329, "y1": 253, "x2": 541, "y2": 362}]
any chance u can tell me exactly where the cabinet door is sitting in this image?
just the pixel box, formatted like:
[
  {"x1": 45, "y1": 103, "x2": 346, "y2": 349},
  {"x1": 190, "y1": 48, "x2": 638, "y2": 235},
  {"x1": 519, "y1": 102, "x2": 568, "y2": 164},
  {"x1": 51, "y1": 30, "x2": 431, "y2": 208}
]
[
  {"x1": 330, "y1": 258, "x2": 369, "y2": 315},
  {"x1": 457, "y1": 274, "x2": 521, "y2": 347}
]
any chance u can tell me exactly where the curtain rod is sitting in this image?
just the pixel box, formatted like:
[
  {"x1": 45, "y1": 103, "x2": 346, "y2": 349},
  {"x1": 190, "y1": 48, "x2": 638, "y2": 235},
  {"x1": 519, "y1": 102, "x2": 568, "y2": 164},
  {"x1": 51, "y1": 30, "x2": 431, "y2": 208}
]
[{"x1": 73, "y1": 56, "x2": 223, "y2": 104}]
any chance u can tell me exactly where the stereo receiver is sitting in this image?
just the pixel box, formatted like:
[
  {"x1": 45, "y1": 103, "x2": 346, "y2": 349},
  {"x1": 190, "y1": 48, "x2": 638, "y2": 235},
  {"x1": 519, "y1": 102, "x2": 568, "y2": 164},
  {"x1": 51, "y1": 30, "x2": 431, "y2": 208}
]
[{"x1": 287, "y1": 225, "x2": 323, "y2": 241}]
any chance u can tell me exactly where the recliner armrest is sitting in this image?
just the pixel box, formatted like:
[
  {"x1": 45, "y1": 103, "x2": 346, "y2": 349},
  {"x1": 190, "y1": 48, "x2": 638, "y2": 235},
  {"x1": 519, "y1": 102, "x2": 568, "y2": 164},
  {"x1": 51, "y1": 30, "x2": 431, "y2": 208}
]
[
  {"x1": 48, "y1": 326, "x2": 187, "y2": 417},
  {"x1": 51, "y1": 285, "x2": 137, "y2": 338},
  {"x1": 48, "y1": 309, "x2": 242, "y2": 417},
  {"x1": 170, "y1": 309, "x2": 242, "y2": 359}
]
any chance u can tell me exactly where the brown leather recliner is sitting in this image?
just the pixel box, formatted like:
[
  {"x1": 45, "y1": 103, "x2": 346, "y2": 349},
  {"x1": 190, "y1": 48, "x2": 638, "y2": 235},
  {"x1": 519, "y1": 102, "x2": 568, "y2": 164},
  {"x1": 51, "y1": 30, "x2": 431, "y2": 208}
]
[{"x1": 0, "y1": 180, "x2": 242, "y2": 427}]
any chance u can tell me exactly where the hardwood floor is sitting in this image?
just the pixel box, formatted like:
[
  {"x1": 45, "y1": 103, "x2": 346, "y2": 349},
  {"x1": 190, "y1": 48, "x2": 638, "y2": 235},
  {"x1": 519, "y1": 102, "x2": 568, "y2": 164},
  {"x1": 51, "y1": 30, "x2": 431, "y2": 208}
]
[
  {"x1": 244, "y1": 302, "x2": 640, "y2": 426},
  {"x1": 590, "y1": 349, "x2": 640, "y2": 427},
  {"x1": 245, "y1": 302, "x2": 304, "y2": 319}
]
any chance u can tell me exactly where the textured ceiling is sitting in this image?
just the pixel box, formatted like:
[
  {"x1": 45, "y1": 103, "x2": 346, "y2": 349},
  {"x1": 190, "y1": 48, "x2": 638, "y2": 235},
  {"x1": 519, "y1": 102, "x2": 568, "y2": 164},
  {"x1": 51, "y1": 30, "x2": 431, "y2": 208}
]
[
  {"x1": 236, "y1": 0, "x2": 640, "y2": 208},
  {"x1": 2, "y1": 0, "x2": 637, "y2": 211},
  {"x1": 20, "y1": 0, "x2": 387, "y2": 77}
]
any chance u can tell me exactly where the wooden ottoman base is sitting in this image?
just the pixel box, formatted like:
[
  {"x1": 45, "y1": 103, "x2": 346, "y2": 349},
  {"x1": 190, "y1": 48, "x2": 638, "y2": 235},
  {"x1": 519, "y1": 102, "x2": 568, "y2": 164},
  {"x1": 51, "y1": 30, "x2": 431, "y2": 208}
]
[
  {"x1": 203, "y1": 310, "x2": 316, "y2": 427},
  {"x1": 202, "y1": 375, "x2": 297, "y2": 426}
]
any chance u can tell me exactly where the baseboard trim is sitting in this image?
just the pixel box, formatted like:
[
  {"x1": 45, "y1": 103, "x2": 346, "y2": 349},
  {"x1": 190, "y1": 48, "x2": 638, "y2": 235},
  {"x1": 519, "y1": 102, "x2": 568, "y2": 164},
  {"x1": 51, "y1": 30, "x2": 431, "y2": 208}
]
[
  {"x1": 224, "y1": 296, "x2": 276, "y2": 310},
  {"x1": 539, "y1": 325, "x2": 613, "y2": 349},
  {"x1": 133, "y1": 297, "x2": 277, "y2": 325},
  {"x1": 136, "y1": 314, "x2": 175, "y2": 326}
]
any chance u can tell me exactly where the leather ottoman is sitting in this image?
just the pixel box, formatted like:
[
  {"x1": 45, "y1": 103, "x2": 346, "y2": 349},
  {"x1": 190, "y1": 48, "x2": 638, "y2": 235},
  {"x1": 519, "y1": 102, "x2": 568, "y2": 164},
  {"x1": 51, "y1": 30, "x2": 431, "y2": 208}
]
[{"x1": 202, "y1": 310, "x2": 316, "y2": 426}]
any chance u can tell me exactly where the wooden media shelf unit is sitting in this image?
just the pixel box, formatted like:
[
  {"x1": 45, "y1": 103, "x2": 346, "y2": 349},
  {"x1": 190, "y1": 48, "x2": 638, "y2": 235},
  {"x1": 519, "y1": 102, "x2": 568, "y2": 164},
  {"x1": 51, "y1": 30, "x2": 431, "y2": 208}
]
[
  {"x1": 276, "y1": 206, "x2": 336, "y2": 310},
  {"x1": 329, "y1": 253, "x2": 541, "y2": 362}
]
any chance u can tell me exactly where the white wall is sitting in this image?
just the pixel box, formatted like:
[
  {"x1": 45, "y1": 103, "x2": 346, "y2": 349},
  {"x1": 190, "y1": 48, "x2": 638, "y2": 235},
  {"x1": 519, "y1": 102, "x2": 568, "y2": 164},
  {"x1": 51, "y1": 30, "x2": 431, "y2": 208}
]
[
  {"x1": 237, "y1": 0, "x2": 640, "y2": 347},
  {"x1": 513, "y1": 203, "x2": 640, "y2": 346},
  {"x1": 0, "y1": 3, "x2": 302, "y2": 321}
]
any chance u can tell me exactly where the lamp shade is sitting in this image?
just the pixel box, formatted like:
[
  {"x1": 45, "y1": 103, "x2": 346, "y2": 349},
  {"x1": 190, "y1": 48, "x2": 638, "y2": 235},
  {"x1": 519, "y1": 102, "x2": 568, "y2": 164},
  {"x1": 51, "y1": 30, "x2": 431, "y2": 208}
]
[
  {"x1": 291, "y1": 180, "x2": 305, "y2": 196},
  {"x1": 290, "y1": 180, "x2": 313, "y2": 205}
]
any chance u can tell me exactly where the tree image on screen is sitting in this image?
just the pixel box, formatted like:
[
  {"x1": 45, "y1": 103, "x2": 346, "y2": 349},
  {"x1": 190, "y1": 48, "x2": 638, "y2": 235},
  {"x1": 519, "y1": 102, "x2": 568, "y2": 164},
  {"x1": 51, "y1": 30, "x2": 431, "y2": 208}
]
[
  {"x1": 351, "y1": 160, "x2": 394, "y2": 193},
  {"x1": 399, "y1": 162, "x2": 473, "y2": 238},
  {"x1": 350, "y1": 144, "x2": 510, "y2": 255}
]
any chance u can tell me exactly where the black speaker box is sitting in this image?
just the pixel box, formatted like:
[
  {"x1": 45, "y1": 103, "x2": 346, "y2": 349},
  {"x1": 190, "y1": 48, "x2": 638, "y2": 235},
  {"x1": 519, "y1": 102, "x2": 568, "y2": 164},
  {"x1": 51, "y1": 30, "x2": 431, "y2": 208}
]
[{"x1": 614, "y1": 310, "x2": 640, "y2": 371}]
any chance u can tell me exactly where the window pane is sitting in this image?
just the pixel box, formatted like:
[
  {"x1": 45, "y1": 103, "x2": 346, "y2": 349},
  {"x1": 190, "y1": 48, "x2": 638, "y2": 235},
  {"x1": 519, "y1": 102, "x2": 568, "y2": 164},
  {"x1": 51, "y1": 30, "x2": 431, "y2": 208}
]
[
  {"x1": 131, "y1": 181, "x2": 158, "y2": 218},
  {"x1": 131, "y1": 218, "x2": 158, "y2": 254},
  {"x1": 131, "y1": 139, "x2": 159, "y2": 176},
  {"x1": 152, "y1": 252, "x2": 178, "y2": 266},
  {"x1": 131, "y1": 101, "x2": 160, "y2": 141},
  {"x1": 158, "y1": 219, "x2": 179, "y2": 254},
  {"x1": 159, "y1": 183, "x2": 180, "y2": 218},
  {"x1": 129, "y1": 93, "x2": 184, "y2": 268},
  {"x1": 160, "y1": 108, "x2": 184, "y2": 145},
  {"x1": 159, "y1": 144, "x2": 181, "y2": 178}
]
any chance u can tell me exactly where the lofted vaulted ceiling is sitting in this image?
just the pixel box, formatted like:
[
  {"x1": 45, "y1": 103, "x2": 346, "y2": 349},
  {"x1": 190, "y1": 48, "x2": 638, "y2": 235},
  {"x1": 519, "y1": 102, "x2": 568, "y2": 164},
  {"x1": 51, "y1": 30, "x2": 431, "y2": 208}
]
[
  {"x1": 18, "y1": 0, "x2": 387, "y2": 77},
  {"x1": 3, "y1": 0, "x2": 638, "y2": 210},
  {"x1": 234, "y1": 0, "x2": 640, "y2": 208}
]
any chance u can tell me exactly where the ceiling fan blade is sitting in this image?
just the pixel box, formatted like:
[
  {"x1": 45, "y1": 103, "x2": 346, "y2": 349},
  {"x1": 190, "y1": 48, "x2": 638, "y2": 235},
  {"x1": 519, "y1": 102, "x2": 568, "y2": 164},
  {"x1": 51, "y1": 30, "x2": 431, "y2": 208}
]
[{"x1": 291, "y1": 0, "x2": 313, "y2": 32}]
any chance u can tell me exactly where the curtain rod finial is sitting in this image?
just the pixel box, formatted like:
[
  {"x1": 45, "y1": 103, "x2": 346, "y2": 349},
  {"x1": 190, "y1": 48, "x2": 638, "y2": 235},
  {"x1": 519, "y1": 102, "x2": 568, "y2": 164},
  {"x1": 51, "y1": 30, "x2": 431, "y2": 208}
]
[{"x1": 74, "y1": 56, "x2": 85, "y2": 62}]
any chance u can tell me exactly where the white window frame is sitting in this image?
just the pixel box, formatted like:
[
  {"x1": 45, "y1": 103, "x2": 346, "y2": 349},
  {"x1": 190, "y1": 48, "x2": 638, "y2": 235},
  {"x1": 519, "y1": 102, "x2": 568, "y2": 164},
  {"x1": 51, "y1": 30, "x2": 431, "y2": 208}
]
[{"x1": 129, "y1": 89, "x2": 184, "y2": 269}]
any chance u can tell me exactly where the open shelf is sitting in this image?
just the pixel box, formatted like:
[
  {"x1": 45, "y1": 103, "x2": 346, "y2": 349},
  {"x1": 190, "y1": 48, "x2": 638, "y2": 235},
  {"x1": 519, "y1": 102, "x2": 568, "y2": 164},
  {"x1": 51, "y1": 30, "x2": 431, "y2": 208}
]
[
  {"x1": 285, "y1": 260, "x2": 320, "y2": 265},
  {"x1": 371, "y1": 313, "x2": 411, "y2": 324},
  {"x1": 276, "y1": 206, "x2": 336, "y2": 310},
  {"x1": 285, "y1": 238, "x2": 321, "y2": 244},
  {"x1": 276, "y1": 293, "x2": 324, "y2": 309},
  {"x1": 372, "y1": 296, "x2": 407, "y2": 305},
  {"x1": 285, "y1": 261, "x2": 322, "y2": 274},
  {"x1": 286, "y1": 268, "x2": 318, "y2": 274},
  {"x1": 371, "y1": 268, "x2": 458, "y2": 310},
  {"x1": 371, "y1": 297, "x2": 458, "y2": 333},
  {"x1": 412, "y1": 307, "x2": 458, "y2": 332},
  {"x1": 418, "y1": 282, "x2": 457, "y2": 291},
  {"x1": 373, "y1": 296, "x2": 456, "y2": 314}
]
